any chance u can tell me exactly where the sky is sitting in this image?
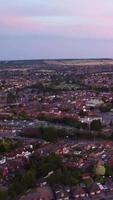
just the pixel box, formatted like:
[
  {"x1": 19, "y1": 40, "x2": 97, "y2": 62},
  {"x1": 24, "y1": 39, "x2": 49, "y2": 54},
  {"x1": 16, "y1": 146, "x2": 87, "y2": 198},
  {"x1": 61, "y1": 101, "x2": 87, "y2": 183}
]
[{"x1": 0, "y1": 0, "x2": 113, "y2": 60}]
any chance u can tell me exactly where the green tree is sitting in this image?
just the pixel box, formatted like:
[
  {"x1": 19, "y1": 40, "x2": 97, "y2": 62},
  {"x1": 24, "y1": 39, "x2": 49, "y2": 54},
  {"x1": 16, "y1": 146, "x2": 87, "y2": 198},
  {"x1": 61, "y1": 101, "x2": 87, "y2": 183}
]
[
  {"x1": 0, "y1": 188, "x2": 8, "y2": 200},
  {"x1": 96, "y1": 164, "x2": 105, "y2": 176},
  {"x1": 105, "y1": 165, "x2": 113, "y2": 177},
  {"x1": 8, "y1": 180, "x2": 23, "y2": 198},
  {"x1": 21, "y1": 170, "x2": 36, "y2": 191},
  {"x1": 7, "y1": 92, "x2": 16, "y2": 104},
  {"x1": 19, "y1": 111, "x2": 29, "y2": 120},
  {"x1": 90, "y1": 120, "x2": 102, "y2": 131}
]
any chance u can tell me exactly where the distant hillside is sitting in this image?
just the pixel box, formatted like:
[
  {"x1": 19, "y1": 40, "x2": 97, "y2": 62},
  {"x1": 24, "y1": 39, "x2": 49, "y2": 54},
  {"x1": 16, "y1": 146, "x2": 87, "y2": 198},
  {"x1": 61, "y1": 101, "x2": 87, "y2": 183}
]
[
  {"x1": 0, "y1": 59, "x2": 113, "y2": 75},
  {"x1": 0, "y1": 58, "x2": 113, "y2": 68}
]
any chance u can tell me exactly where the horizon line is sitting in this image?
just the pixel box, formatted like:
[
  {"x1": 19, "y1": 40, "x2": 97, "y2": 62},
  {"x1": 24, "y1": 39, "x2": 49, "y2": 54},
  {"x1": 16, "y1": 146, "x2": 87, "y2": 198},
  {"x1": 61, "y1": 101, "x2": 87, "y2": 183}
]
[{"x1": 0, "y1": 57, "x2": 113, "y2": 62}]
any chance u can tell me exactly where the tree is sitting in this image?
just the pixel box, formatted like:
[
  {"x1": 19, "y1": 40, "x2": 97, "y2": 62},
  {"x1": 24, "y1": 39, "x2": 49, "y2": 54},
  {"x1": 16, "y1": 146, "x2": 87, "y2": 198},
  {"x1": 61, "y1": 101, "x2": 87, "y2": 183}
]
[
  {"x1": 0, "y1": 140, "x2": 12, "y2": 154},
  {"x1": 8, "y1": 179, "x2": 23, "y2": 198},
  {"x1": 90, "y1": 120, "x2": 102, "y2": 131},
  {"x1": 0, "y1": 188, "x2": 8, "y2": 200},
  {"x1": 41, "y1": 127, "x2": 58, "y2": 142},
  {"x1": 7, "y1": 92, "x2": 16, "y2": 104},
  {"x1": 19, "y1": 111, "x2": 29, "y2": 120},
  {"x1": 95, "y1": 164, "x2": 105, "y2": 176},
  {"x1": 105, "y1": 165, "x2": 113, "y2": 177},
  {"x1": 81, "y1": 122, "x2": 88, "y2": 130},
  {"x1": 21, "y1": 170, "x2": 36, "y2": 191}
]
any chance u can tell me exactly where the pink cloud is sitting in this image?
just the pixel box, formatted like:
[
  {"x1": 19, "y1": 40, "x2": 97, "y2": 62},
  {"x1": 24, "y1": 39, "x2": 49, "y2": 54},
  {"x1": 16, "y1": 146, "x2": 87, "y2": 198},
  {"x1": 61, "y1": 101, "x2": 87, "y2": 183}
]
[
  {"x1": 0, "y1": 14, "x2": 48, "y2": 34},
  {"x1": 0, "y1": 0, "x2": 113, "y2": 39},
  {"x1": 0, "y1": 13, "x2": 113, "y2": 40}
]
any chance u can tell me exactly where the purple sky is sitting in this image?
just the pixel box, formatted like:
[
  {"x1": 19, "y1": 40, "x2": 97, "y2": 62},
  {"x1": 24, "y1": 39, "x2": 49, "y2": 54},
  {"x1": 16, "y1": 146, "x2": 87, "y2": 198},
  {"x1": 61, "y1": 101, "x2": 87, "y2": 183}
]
[{"x1": 0, "y1": 0, "x2": 113, "y2": 60}]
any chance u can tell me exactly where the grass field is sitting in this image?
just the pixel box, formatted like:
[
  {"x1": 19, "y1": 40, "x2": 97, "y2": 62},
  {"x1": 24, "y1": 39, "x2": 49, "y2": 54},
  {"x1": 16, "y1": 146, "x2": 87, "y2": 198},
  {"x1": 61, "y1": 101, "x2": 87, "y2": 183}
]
[{"x1": 45, "y1": 59, "x2": 113, "y2": 66}]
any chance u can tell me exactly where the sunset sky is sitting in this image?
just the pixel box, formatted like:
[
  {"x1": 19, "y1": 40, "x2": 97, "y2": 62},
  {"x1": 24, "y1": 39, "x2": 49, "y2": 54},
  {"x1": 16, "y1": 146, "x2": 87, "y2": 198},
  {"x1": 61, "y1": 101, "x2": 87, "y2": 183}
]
[{"x1": 0, "y1": 0, "x2": 113, "y2": 60}]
